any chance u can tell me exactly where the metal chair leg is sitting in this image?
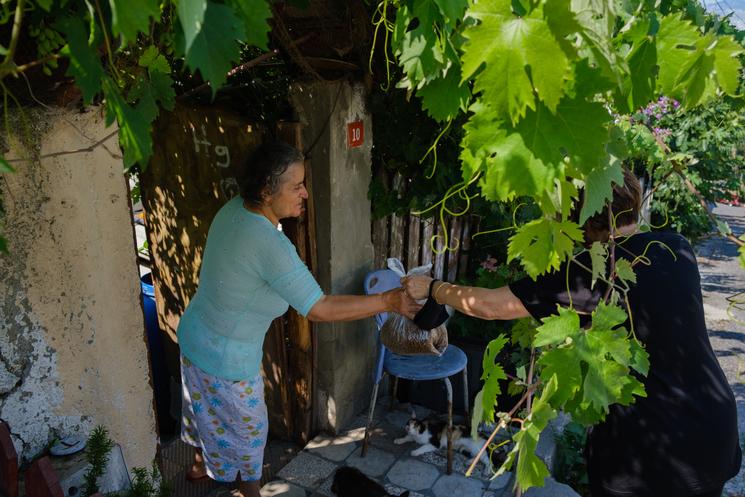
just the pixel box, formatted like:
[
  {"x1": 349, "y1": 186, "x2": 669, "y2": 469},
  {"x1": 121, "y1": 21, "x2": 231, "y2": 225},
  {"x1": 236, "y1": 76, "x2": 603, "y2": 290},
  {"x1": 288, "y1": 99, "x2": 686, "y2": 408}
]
[
  {"x1": 390, "y1": 376, "x2": 399, "y2": 411},
  {"x1": 362, "y1": 378, "x2": 382, "y2": 457},
  {"x1": 444, "y1": 377, "x2": 453, "y2": 475},
  {"x1": 462, "y1": 368, "x2": 470, "y2": 428}
]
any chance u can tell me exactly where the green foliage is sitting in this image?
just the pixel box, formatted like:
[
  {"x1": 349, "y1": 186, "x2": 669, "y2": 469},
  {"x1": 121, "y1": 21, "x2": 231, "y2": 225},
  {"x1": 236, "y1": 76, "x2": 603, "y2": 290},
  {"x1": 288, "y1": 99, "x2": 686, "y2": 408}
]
[
  {"x1": 123, "y1": 462, "x2": 171, "y2": 497},
  {"x1": 479, "y1": 335, "x2": 508, "y2": 423},
  {"x1": 83, "y1": 425, "x2": 114, "y2": 497},
  {"x1": 535, "y1": 303, "x2": 648, "y2": 425},
  {"x1": 56, "y1": 15, "x2": 104, "y2": 105},
  {"x1": 498, "y1": 374, "x2": 558, "y2": 487},
  {"x1": 179, "y1": 2, "x2": 246, "y2": 95},
  {"x1": 0, "y1": 0, "x2": 272, "y2": 175},
  {"x1": 507, "y1": 218, "x2": 584, "y2": 279}
]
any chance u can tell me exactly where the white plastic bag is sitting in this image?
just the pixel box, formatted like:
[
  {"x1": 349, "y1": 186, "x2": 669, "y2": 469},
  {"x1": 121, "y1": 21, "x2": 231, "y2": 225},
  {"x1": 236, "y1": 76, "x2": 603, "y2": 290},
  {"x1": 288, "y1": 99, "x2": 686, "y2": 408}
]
[{"x1": 381, "y1": 258, "x2": 448, "y2": 355}]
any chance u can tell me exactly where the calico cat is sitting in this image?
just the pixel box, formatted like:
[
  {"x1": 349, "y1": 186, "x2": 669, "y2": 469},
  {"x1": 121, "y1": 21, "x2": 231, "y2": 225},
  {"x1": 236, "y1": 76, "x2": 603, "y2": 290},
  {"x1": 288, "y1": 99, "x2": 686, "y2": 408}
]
[
  {"x1": 394, "y1": 413, "x2": 494, "y2": 469},
  {"x1": 331, "y1": 466, "x2": 410, "y2": 497}
]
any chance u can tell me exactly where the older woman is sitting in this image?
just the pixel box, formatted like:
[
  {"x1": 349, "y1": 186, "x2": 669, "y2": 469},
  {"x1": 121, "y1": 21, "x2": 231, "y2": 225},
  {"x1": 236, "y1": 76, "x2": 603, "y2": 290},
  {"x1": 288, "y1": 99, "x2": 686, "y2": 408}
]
[
  {"x1": 177, "y1": 142, "x2": 419, "y2": 497},
  {"x1": 403, "y1": 169, "x2": 741, "y2": 497}
]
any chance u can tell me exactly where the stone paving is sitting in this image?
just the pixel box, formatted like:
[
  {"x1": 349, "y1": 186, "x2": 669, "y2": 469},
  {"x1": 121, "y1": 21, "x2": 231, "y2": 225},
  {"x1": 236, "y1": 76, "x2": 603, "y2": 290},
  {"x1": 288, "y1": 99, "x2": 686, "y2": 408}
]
[{"x1": 257, "y1": 402, "x2": 574, "y2": 497}]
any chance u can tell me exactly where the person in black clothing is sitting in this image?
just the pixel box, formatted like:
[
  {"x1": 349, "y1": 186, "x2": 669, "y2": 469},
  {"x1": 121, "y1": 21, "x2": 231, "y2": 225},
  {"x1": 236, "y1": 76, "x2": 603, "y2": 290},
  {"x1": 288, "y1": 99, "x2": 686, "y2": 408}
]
[{"x1": 402, "y1": 169, "x2": 741, "y2": 497}]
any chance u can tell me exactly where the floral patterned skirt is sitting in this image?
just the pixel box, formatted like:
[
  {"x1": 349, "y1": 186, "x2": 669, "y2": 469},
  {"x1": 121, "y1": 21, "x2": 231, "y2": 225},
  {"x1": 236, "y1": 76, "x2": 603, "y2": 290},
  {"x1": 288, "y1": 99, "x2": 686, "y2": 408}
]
[{"x1": 180, "y1": 354, "x2": 268, "y2": 482}]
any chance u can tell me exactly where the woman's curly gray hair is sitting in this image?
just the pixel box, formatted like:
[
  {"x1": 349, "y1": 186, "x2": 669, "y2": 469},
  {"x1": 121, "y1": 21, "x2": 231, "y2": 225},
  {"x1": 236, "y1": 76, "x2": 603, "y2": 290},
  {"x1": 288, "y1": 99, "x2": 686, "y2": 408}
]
[{"x1": 240, "y1": 142, "x2": 304, "y2": 206}]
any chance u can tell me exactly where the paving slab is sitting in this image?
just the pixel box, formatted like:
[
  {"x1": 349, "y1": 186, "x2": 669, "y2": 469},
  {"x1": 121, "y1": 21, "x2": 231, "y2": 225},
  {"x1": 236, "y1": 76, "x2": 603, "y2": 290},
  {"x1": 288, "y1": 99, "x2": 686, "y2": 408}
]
[
  {"x1": 487, "y1": 471, "x2": 513, "y2": 491},
  {"x1": 305, "y1": 433, "x2": 357, "y2": 462},
  {"x1": 384, "y1": 483, "x2": 427, "y2": 497},
  {"x1": 344, "y1": 446, "x2": 396, "y2": 477},
  {"x1": 431, "y1": 473, "x2": 485, "y2": 497},
  {"x1": 276, "y1": 452, "x2": 337, "y2": 491},
  {"x1": 260, "y1": 480, "x2": 307, "y2": 497},
  {"x1": 416, "y1": 449, "x2": 491, "y2": 480},
  {"x1": 521, "y1": 476, "x2": 579, "y2": 497},
  {"x1": 386, "y1": 458, "x2": 440, "y2": 491},
  {"x1": 367, "y1": 422, "x2": 411, "y2": 456},
  {"x1": 340, "y1": 425, "x2": 367, "y2": 442},
  {"x1": 314, "y1": 474, "x2": 334, "y2": 497}
]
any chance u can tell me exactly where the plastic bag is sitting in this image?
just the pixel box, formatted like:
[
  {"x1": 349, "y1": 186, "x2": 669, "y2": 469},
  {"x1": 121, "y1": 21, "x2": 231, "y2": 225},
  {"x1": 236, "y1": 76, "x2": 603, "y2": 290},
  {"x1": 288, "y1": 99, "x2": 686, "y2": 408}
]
[{"x1": 380, "y1": 258, "x2": 449, "y2": 356}]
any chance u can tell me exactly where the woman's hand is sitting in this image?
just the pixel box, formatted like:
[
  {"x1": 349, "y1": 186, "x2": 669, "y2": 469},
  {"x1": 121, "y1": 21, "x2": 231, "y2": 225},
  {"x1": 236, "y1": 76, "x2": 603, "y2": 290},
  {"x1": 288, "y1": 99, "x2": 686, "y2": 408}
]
[
  {"x1": 401, "y1": 275, "x2": 433, "y2": 300},
  {"x1": 383, "y1": 288, "x2": 422, "y2": 319}
]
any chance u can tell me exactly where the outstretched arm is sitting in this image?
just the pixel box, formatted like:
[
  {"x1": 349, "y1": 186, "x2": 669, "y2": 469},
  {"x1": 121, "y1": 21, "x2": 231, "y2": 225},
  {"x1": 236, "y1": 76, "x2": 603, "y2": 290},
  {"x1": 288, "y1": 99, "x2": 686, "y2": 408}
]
[
  {"x1": 307, "y1": 288, "x2": 420, "y2": 322},
  {"x1": 402, "y1": 276, "x2": 530, "y2": 321}
]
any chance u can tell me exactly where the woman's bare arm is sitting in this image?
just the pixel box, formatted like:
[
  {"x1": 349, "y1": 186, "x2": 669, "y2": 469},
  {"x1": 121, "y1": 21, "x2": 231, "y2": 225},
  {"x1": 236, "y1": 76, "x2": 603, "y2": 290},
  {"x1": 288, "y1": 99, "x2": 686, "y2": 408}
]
[
  {"x1": 306, "y1": 289, "x2": 421, "y2": 322},
  {"x1": 402, "y1": 276, "x2": 530, "y2": 321}
]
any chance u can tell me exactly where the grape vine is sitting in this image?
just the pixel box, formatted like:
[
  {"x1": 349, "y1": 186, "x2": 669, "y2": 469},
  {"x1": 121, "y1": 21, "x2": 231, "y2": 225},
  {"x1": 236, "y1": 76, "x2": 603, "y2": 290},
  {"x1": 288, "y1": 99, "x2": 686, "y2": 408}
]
[{"x1": 375, "y1": 0, "x2": 744, "y2": 492}]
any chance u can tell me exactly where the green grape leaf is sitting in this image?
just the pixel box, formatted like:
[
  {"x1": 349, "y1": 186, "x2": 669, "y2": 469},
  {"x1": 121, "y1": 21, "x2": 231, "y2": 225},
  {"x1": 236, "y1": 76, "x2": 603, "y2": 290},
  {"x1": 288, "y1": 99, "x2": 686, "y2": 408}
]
[
  {"x1": 581, "y1": 348, "x2": 628, "y2": 412},
  {"x1": 712, "y1": 35, "x2": 744, "y2": 96},
  {"x1": 109, "y1": 0, "x2": 160, "y2": 43},
  {"x1": 482, "y1": 334, "x2": 509, "y2": 377},
  {"x1": 462, "y1": 0, "x2": 570, "y2": 124},
  {"x1": 511, "y1": 374, "x2": 558, "y2": 490},
  {"x1": 614, "y1": 258, "x2": 637, "y2": 285},
  {"x1": 461, "y1": 103, "x2": 562, "y2": 202},
  {"x1": 590, "y1": 302, "x2": 627, "y2": 332},
  {"x1": 470, "y1": 389, "x2": 484, "y2": 440},
  {"x1": 418, "y1": 64, "x2": 471, "y2": 122},
  {"x1": 534, "y1": 306, "x2": 579, "y2": 348},
  {"x1": 434, "y1": 0, "x2": 467, "y2": 23},
  {"x1": 655, "y1": 14, "x2": 742, "y2": 108},
  {"x1": 572, "y1": 0, "x2": 626, "y2": 86},
  {"x1": 579, "y1": 158, "x2": 624, "y2": 225},
  {"x1": 392, "y1": 0, "x2": 446, "y2": 88},
  {"x1": 103, "y1": 78, "x2": 153, "y2": 169},
  {"x1": 591, "y1": 328, "x2": 632, "y2": 367},
  {"x1": 129, "y1": 71, "x2": 175, "y2": 117},
  {"x1": 36, "y1": 0, "x2": 53, "y2": 10},
  {"x1": 184, "y1": 2, "x2": 245, "y2": 95},
  {"x1": 139, "y1": 46, "x2": 171, "y2": 74},
  {"x1": 616, "y1": 15, "x2": 658, "y2": 113},
  {"x1": 510, "y1": 318, "x2": 538, "y2": 349},
  {"x1": 507, "y1": 218, "x2": 584, "y2": 278},
  {"x1": 629, "y1": 338, "x2": 650, "y2": 376},
  {"x1": 149, "y1": 71, "x2": 176, "y2": 111},
  {"x1": 480, "y1": 334, "x2": 508, "y2": 422},
  {"x1": 538, "y1": 309, "x2": 649, "y2": 426},
  {"x1": 589, "y1": 242, "x2": 607, "y2": 289},
  {"x1": 226, "y1": 0, "x2": 272, "y2": 50},
  {"x1": 57, "y1": 17, "x2": 104, "y2": 104},
  {"x1": 537, "y1": 347, "x2": 582, "y2": 405},
  {"x1": 0, "y1": 158, "x2": 15, "y2": 173},
  {"x1": 515, "y1": 97, "x2": 611, "y2": 176},
  {"x1": 178, "y1": 0, "x2": 208, "y2": 54}
]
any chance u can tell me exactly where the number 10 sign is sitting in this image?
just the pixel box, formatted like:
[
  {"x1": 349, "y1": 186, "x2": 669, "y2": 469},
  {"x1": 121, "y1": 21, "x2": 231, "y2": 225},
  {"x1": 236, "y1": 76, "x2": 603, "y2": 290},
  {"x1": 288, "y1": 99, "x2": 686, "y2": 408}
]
[{"x1": 347, "y1": 121, "x2": 364, "y2": 149}]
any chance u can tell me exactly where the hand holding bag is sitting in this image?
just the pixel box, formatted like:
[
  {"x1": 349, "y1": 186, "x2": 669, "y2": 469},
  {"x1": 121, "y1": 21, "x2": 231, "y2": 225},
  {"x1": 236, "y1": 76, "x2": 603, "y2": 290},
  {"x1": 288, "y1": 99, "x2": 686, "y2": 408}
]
[{"x1": 379, "y1": 258, "x2": 449, "y2": 355}]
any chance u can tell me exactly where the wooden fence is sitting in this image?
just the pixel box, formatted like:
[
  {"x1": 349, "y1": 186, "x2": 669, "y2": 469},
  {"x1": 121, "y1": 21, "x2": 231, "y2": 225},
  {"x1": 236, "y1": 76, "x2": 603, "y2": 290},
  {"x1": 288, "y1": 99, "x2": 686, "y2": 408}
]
[{"x1": 370, "y1": 171, "x2": 482, "y2": 281}]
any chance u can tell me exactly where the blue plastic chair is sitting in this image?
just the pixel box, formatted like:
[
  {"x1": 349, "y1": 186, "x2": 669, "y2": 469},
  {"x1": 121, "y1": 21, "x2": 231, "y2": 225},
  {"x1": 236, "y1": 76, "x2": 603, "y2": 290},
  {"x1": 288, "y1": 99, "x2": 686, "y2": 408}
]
[{"x1": 360, "y1": 269, "x2": 469, "y2": 474}]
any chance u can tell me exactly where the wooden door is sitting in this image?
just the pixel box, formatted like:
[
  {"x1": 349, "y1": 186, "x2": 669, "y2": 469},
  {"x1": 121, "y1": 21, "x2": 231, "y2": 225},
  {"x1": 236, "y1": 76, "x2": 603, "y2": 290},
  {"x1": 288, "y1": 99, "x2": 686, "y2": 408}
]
[{"x1": 140, "y1": 103, "x2": 316, "y2": 443}]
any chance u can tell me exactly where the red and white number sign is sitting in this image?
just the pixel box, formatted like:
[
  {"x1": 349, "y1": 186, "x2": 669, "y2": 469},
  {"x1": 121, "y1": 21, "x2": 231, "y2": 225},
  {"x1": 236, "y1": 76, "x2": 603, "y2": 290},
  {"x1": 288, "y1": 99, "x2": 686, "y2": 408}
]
[{"x1": 347, "y1": 121, "x2": 364, "y2": 148}]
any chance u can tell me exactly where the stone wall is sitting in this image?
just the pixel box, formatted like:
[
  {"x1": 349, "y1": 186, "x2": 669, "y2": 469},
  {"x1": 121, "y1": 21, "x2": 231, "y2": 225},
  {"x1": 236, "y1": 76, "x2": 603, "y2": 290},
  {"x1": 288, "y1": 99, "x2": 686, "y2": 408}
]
[
  {"x1": 0, "y1": 107, "x2": 157, "y2": 470},
  {"x1": 291, "y1": 81, "x2": 377, "y2": 432}
]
